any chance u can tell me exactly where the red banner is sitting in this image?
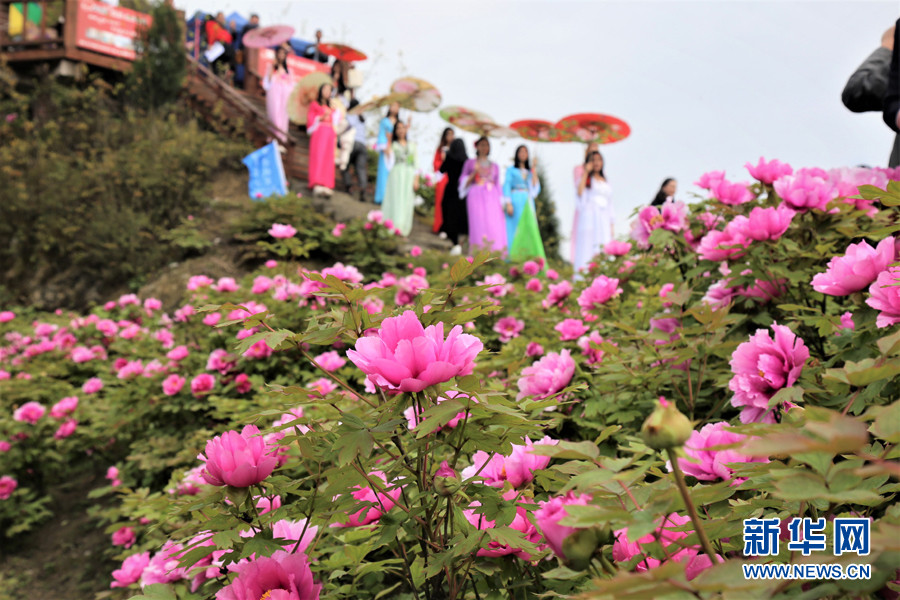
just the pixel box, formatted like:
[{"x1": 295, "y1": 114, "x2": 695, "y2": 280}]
[
  {"x1": 255, "y1": 49, "x2": 329, "y2": 85},
  {"x1": 75, "y1": 0, "x2": 152, "y2": 61}
]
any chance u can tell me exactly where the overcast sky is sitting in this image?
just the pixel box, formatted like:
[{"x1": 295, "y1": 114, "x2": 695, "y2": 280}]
[{"x1": 185, "y1": 0, "x2": 898, "y2": 257}]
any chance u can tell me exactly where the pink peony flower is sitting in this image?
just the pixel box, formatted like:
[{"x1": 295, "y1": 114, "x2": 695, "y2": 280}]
[
  {"x1": 0, "y1": 475, "x2": 17, "y2": 499},
  {"x1": 462, "y1": 436, "x2": 557, "y2": 488},
  {"x1": 697, "y1": 227, "x2": 750, "y2": 262},
  {"x1": 867, "y1": 266, "x2": 900, "y2": 327},
  {"x1": 630, "y1": 202, "x2": 688, "y2": 248},
  {"x1": 234, "y1": 373, "x2": 253, "y2": 393},
  {"x1": 522, "y1": 260, "x2": 541, "y2": 275},
  {"x1": 729, "y1": 324, "x2": 808, "y2": 423},
  {"x1": 534, "y1": 492, "x2": 593, "y2": 559},
  {"x1": 410, "y1": 245, "x2": 422, "y2": 257},
  {"x1": 347, "y1": 310, "x2": 483, "y2": 393},
  {"x1": 464, "y1": 498, "x2": 542, "y2": 560},
  {"x1": 676, "y1": 422, "x2": 768, "y2": 481},
  {"x1": 167, "y1": 345, "x2": 189, "y2": 361},
  {"x1": 773, "y1": 170, "x2": 837, "y2": 212},
  {"x1": 542, "y1": 280, "x2": 574, "y2": 309},
  {"x1": 140, "y1": 541, "x2": 187, "y2": 586},
  {"x1": 526, "y1": 342, "x2": 544, "y2": 357},
  {"x1": 555, "y1": 318, "x2": 589, "y2": 341},
  {"x1": 811, "y1": 237, "x2": 895, "y2": 296},
  {"x1": 0, "y1": 441, "x2": 10, "y2": 452},
  {"x1": 613, "y1": 513, "x2": 720, "y2": 580},
  {"x1": 106, "y1": 466, "x2": 120, "y2": 486},
  {"x1": 313, "y1": 350, "x2": 346, "y2": 372},
  {"x1": 525, "y1": 277, "x2": 543, "y2": 292},
  {"x1": 695, "y1": 170, "x2": 725, "y2": 190},
  {"x1": 739, "y1": 278, "x2": 787, "y2": 303},
  {"x1": 110, "y1": 552, "x2": 150, "y2": 588},
  {"x1": 494, "y1": 316, "x2": 525, "y2": 343},
  {"x1": 162, "y1": 374, "x2": 186, "y2": 396},
  {"x1": 200, "y1": 425, "x2": 278, "y2": 487},
  {"x1": 54, "y1": 419, "x2": 78, "y2": 439},
  {"x1": 840, "y1": 311, "x2": 855, "y2": 331},
  {"x1": 0, "y1": 311, "x2": 15, "y2": 323},
  {"x1": 332, "y1": 223, "x2": 346, "y2": 237},
  {"x1": 207, "y1": 348, "x2": 236, "y2": 374},
  {"x1": 745, "y1": 157, "x2": 793, "y2": 185},
  {"x1": 50, "y1": 396, "x2": 78, "y2": 419},
  {"x1": 203, "y1": 312, "x2": 222, "y2": 327},
  {"x1": 190, "y1": 373, "x2": 216, "y2": 396},
  {"x1": 737, "y1": 205, "x2": 796, "y2": 242},
  {"x1": 13, "y1": 401, "x2": 45, "y2": 424},
  {"x1": 215, "y1": 277, "x2": 240, "y2": 292},
  {"x1": 112, "y1": 526, "x2": 136, "y2": 549},
  {"x1": 711, "y1": 179, "x2": 754, "y2": 205},
  {"x1": 577, "y1": 275, "x2": 622, "y2": 316},
  {"x1": 577, "y1": 331, "x2": 612, "y2": 366},
  {"x1": 268, "y1": 223, "x2": 297, "y2": 239},
  {"x1": 321, "y1": 262, "x2": 364, "y2": 284},
  {"x1": 335, "y1": 471, "x2": 404, "y2": 527},
  {"x1": 604, "y1": 240, "x2": 632, "y2": 256},
  {"x1": 187, "y1": 275, "x2": 214, "y2": 291},
  {"x1": 70, "y1": 346, "x2": 95, "y2": 363},
  {"x1": 517, "y1": 350, "x2": 575, "y2": 401},
  {"x1": 394, "y1": 274, "x2": 429, "y2": 306},
  {"x1": 216, "y1": 553, "x2": 321, "y2": 600}
]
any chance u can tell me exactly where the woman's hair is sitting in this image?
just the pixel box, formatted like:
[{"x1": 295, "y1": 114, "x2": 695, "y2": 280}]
[
  {"x1": 439, "y1": 127, "x2": 454, "y2": 149},
  {"x1": 513, "y1": 144, "x2": 530, "y2": 170},
  {"x1": 585, "y1": 150, "x2": 606, "y2": 188},
  {"x1": 475, "y1": 136, "x2": 490, "y2": 157},
  {"x1": 447, "y1": 138, "x2": 468, "y2": 162},
  {"x1": 385, "y1": 104, "x2": 400, "y2": 120},
  {"x1": 274, "y1": 46, "x2": 289, "y2": 71},
  {"x1": 393, "y1": 121, "x2": 408, "y2": 142},
  {"x1": 330, "y1": 60, "x2": 348, "y2": 95},
  {"x1": 653, "y1": 178, "x2": 675, "y2": 205},
  {"x1": 316, "y1": 83, "x2": 331, "y2": 105}
]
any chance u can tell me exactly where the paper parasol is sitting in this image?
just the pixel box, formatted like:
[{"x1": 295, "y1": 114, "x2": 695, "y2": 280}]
[
  {"x1": 287, "y1": 72, "x2": 333, "y2": 124},
  {"x1": 509, "y1": 119, "x2": 567, "y2": 142},
  {"x1": 439, "y1": 106, "x2": 494, "y2": 130},
  {"x1": 475, "y1": 121, "x2": 519, "y2": 139},
  {"x1": 318, "y1": 43, "x2": 367, "y2": 62},
  {"x1": 242, "y1": 25, "x2": 295, "y2": 49},
  {"x1": 389, "y1": 77, "x2": 442, "y2": 113},
  {"x1": 554, "y1": 113, "x2": 631, "y2": 144},
  {"x1": 348, "y1": 92, "x2": 405, "y2": 116}
]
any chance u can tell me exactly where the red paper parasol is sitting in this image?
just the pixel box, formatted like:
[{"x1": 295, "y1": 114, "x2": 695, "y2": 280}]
[
  {"x1": 509, "y1": 119, "x2": 567, "y2": 142},
  {"x1": 242, "y1": 25, "x2": 295, "y2": 49},
  {"x1": 318, "y1": 43, "x2": 367, "y2": 62},
  {"x1": 555, "y1": 113, "x2": 631, "y2": 144}
]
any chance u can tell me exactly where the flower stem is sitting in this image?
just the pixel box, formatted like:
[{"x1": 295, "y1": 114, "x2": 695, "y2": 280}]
[{"x1": 665, "y1": 447, "x2": 718, "y2": 562}]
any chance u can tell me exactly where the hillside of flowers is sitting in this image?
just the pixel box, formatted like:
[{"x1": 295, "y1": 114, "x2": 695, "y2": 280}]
[{"x1": 1, "y1": 159, "x2": 899, "y2": 599}]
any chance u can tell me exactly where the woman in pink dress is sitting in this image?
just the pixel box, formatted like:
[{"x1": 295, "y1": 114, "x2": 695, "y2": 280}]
[
  {"x1": 459, "y1": 137, "x2": 506, "y2": 253},
  {"x1": 307, "y1": 83, "x2": 338, "y2": 196},
  {"x1": 263, "y1": 45, "x2": 292, "y2": 143}
]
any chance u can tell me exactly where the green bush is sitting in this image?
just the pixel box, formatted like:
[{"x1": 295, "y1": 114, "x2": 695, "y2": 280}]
[{"x1": 0, "y1": 68, "x2": 249, "y2": 309}]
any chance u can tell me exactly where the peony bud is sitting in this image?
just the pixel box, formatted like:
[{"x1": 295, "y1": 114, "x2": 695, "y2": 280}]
[
  {"x1": 561, "y1": 526, "x2": 609, "y2": 571},
  {"x1": 433, "y1": 461, "x2": 460, "y2": 497},
  {"x1": 640, "y1": 397, "x2": 692, "y2": 450}
]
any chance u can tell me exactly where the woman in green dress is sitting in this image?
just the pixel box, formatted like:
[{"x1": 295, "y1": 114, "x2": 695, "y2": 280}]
[{"x1": 382, "y1": 121, "x2": 419, "y2": 237}]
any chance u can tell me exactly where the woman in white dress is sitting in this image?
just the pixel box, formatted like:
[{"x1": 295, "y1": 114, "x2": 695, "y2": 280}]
[{"x1": 572, "y1": 151, "x2": 613, "y2": 276}]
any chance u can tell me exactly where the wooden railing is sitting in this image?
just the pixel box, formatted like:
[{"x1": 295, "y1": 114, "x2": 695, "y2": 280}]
[{"x1": 0, "y1": 0, "x2": 68, "y2": 53}]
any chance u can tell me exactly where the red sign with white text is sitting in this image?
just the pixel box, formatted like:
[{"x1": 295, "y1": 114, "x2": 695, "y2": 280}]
[
  {"x1": 255, "y1": 49, "x2": 329, "y2": 86},
  {"x1": 75, "y1": 0, "x2": 152, "y2": 61}
]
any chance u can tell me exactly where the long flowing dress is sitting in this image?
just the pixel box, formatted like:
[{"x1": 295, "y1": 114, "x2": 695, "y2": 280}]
[
  {"x1": 572, "y1": 178, "x2": 613, "y2": 275},
  {"x1": 307, "y1": 101, "x2": 337, "y2": 189},
  {"x1": 440, "y1": 153, "x2": 468, "y2": 245},
  {"x1": 263, "y1": 67, "x2": 293, "y2": 143},
  {"x1": 460, "y1": 159, "x2": 506, "y2": 253},
  {"x1": 374, "y1": 117, "x2": 394, "y2": 205},
  {"x1": 382, "y1": 141, "x2": 417, "y2": 237},
  {"x1": 502, "y1": 166, "x2": 545, "y2": 261},
  {"x1": 432, "y1": 148, "x2": 448, "y2": 233}
]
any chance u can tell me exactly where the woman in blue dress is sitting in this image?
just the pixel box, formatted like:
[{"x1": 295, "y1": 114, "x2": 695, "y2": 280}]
[
  {"x1": 502, "y1": 145, "x2": 545, "y2": 261},
  {"x1": 374, "y1": 101, "x2": 400, "y2": 205}
]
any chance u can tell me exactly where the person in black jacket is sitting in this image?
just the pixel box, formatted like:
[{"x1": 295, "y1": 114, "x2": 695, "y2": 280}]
[
  {"x1": 845, "y1": 25, "x2": 898, "y2": 167},
  {"x1": 880, "y1": 21, "x2": 900, "y2": 166}
]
